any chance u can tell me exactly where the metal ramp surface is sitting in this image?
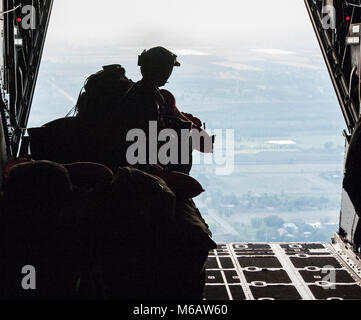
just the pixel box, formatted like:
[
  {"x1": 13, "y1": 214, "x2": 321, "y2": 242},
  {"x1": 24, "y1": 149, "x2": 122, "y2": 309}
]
[{"x1": 204, "y1": 241, "x2": 361, "y2": 300}]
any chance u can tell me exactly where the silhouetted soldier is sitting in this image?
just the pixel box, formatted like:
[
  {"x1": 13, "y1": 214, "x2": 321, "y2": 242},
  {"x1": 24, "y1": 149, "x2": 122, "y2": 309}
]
[
  {"x1": 118, "y1": 47, "x2": 216, "y2": 299},
  {"x1": 120, "y1": 46, "x2": 180, "y2": 130},
  {"x1": 121, "y1": 47, "x2": 197, "y2": 174}
]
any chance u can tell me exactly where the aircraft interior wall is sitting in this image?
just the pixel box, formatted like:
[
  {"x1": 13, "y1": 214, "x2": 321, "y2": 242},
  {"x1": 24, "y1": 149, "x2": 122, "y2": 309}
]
[{"x1": 0, "y1": 115, "x2": 6, "y2": 186}]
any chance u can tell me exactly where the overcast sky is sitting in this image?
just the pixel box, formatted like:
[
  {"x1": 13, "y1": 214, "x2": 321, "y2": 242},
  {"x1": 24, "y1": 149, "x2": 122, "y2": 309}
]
[{"x1": 46, "y1": 0, "x2": 318, "y2": 54}]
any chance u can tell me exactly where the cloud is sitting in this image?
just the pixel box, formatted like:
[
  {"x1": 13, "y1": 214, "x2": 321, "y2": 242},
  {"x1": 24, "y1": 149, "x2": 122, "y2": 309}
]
[
  {"x1": 213, "y1": 61, "x2": 263, "y2": 71},
  {"x1": 219, "y1": 72, "x2": 247, "y2": 81},
  {"x1": 267, "y1": 140, "x2": 297, "y2": 145},
  {"x1": 250, "y1": 49, "x2": 297, "y2": 55},
  {"x1": 172, "y1": 49, "x2": 209, "y2": 56},
  {"x1": 274, "y1": 60, "x2": 322, "y2": 70}
]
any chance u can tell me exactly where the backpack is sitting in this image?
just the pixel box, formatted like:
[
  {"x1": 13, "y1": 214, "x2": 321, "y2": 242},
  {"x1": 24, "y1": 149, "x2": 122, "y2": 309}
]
[{"x1": 75, "y1": 64, "x2": 134, "y2": 124}]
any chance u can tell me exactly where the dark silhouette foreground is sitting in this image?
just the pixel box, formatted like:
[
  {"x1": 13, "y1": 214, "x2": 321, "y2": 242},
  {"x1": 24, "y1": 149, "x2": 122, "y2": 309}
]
[{"x1": 1, "y1": 47, "x2": 216, "y2": 300}]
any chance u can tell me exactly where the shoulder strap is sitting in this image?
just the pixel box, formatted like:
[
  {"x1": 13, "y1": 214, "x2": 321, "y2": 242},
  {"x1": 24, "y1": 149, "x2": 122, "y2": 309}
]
[{"x1": 119, "y1": 83, "x2": 135, "y2": 105}]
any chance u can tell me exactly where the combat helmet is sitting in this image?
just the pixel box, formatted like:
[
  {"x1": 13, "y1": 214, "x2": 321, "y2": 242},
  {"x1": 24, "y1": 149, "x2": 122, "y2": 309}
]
[{"x1": 138, "y1": 47, "x2": 180, "y2": 68}]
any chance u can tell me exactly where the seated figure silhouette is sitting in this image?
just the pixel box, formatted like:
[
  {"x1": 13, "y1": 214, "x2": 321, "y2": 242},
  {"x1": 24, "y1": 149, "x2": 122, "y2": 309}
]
[
  {"x1": 119, "y1": 47, "x2": 180, "y2": 128},
  {"x1": 86, "y1": 165, "x2": 211, "y2": 300},
  {"x1": 116, "y1": 47, "x2": 216, "y2": 298},
  {"x1": 0, "y1": 161, "x2": 88, "y2": 300}
]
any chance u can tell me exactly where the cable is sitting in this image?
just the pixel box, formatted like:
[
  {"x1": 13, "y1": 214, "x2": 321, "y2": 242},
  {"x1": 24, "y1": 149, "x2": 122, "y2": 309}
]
[
  {"x1": 0, "y1": 4, "x2": 21, "y2": 15},
  {"x1": 65, "y1": 86, "x2": 84, "y2": 117},
  {"x1": 348, "y1": 66, "x2": 357, "y2": 97},
  {"x1": 346, "y1": 2, "x2": 361, "y2": 8}
]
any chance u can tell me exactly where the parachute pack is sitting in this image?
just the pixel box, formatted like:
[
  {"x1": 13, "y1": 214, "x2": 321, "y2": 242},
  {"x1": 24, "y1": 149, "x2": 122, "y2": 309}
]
[{"x1": 75, "y1": 64, "x2": 134, "y2": 124}]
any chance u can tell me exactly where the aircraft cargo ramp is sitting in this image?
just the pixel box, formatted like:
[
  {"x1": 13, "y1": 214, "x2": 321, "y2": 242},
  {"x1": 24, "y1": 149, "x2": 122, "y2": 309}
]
[{"x1": 204, "y1": 236, "x2": 361, "y2": 300}]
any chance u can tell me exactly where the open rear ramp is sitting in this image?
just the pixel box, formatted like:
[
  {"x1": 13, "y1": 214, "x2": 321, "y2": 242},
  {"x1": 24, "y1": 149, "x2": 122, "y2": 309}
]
[{"x1": 205, "y1": 238, "x2": 361, "y2": 300}]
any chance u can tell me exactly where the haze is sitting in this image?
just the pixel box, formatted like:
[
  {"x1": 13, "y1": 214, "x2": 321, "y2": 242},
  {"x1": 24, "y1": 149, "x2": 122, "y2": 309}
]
[{"x1": 46, "y1": 0, "x2": 317, "y2": 54}]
